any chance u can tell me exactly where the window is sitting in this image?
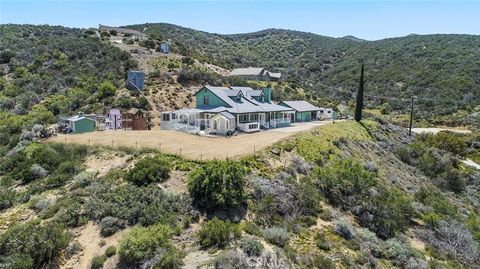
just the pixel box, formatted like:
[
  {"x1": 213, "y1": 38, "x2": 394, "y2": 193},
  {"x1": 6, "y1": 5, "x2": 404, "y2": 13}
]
[
  {"x1": 249, "y1": 123, "x2": 258, "y2": 129},
  {"x1": 239, "y1": 114, "x2": 249, "y2": 123},
  {"x1": 203, "y1": 96, "x2": 209, "y2": 106},
  {"x1": 171, "y1": 113, "x2": 176, "y2": 120},
  {"x1": 162, "y1": 114, "x2": 170, "y2": 121},
  {"x1": 213, "y1": 120, "x2": 217, "y2": 129},
  {"x1": 250, "y1": 113, "x2": 258, "y2": 122}
]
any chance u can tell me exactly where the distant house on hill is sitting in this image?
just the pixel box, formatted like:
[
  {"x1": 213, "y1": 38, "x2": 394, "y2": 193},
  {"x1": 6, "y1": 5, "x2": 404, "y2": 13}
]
[
  {"x1": 159, "y1": 42, "x2": 171, "y2": 54},
  {"x1": 98, "y1": 24, "x2": 145, "y2": 39},
  {"x1": 127, "y1": 71, "x2": 145, "y2": 91},
  {"x1": 228, "y1": 67, "x2": 282, "y2": 82}
]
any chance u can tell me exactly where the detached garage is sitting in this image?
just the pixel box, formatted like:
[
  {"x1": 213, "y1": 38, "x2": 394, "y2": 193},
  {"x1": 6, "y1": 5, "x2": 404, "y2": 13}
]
[
  {"x1": 279, "y1": 101, "x2": 321, "y2": 122},
  {"x1": 66, "y1": 116, "x2": 96, "y2": 134}
]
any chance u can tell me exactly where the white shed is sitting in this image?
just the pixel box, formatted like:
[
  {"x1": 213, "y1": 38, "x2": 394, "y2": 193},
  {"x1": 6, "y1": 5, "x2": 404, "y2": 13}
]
[{"x1": 210, "y1": 111, "x2": 236, "y2": 135}]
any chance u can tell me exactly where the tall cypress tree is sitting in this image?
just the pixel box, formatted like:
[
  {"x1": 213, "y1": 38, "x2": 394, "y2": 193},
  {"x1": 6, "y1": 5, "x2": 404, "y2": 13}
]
[{"x1": 355, "y1": 64, "x2": 365, "y2": 122}]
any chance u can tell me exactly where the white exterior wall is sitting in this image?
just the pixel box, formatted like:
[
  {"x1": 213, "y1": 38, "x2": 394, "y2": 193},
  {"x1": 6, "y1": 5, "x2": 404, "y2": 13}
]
[
  {"x1": 238, "y1": 122, "x2": 260, "y2": 133},
  {"x1": 211, "y1": 116, "x2": 236, "y2": 135}
]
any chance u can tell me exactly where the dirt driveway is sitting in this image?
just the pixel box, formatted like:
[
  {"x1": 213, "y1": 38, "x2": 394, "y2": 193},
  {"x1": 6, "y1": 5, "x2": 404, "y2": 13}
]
[{"x1": 50, "y1": 121, "x2": 334, "y2": 160}]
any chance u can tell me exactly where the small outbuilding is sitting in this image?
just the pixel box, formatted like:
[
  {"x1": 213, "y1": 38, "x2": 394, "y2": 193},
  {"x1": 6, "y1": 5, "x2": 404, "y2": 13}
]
[
  {"x1": 106, "y1": 109, "x2": 122, "y2": 130},
  {"x1": 66, "y1": 116, "x2": 96, "y2": 134},
  {"x1": 210, "y1": 111, "x2": 236, "y2": 135},
  {"x1": 279, "y1": 101, "x2": 321, "y2": 122},
  {"x1": 127, "y1": 71, "x2": 145, "y2": 91},
  {"x1": 159, "y1": 42, "x2": 171, "y2": 54}
]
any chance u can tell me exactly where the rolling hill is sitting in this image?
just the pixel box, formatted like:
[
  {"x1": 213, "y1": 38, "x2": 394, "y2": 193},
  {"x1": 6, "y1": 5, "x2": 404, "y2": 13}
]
[{"x1": 127, "y1": 23, "x2": 480, "y2": 121}]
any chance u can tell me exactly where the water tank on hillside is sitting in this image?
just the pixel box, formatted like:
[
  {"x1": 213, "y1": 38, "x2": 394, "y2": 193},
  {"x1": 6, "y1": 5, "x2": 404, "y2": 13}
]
[{"x1": 127, "y1": 71, "x2": 145, "y2": 91}]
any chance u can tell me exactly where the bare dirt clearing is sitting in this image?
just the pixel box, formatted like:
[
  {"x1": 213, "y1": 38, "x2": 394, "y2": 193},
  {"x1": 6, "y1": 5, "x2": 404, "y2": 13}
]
[
  {"x1": 61, "y1": 222, "x2": 129, "y2": 269},
  {"x1": 50, "y1": 121, "x2": 335, "y2": 160}
]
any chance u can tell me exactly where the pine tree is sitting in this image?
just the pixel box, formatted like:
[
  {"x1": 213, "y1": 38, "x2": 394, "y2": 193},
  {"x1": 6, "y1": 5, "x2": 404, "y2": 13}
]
[{"x1": 355, "y1": 64, "x2": 364, "y2": 122}]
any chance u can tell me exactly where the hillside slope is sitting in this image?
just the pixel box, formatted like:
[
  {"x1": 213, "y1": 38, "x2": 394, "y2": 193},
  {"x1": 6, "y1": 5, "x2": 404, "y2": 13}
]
[
  {"x1": 1, "y1": 120, "x2": 479, "y2": 268},
  {"x1": 127, "y1": 23, "x2": 480, "y2": 120}
]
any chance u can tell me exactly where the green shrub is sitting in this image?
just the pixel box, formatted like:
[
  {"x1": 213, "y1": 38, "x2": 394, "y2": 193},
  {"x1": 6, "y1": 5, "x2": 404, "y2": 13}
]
[
  {"x1": 314, "y1": 232, "x2": 331, "y2": 251},
  {"x1": 239, "y1": 238, "x2": 264, "y2": 257},
  {"x1": 99, "y1": 216, "x2": 124, "y2": 237},
  {"x1": 334, "y1": 219, "x2": 355, "y2": 240},
  {"x1": 188, "y1": 160, "x2": 245, "y2": 211},
  {"x1": 0, "y1": 253, "x2": 34, "y2": 269},
  {"x1": 125, "y1": 155, "x2": 171, "y2": 186},
  {"x1": 419, "y1": 132, "x2": 467, "y2": 156},
  {"x1": 309, "y1": 254, "x2": 336, "y2": 269},
  {"x1": 242, "y1": 221, "x2": 261, "y2": 236},
  {"x1": 0, "y1": 188, "x2": 15, "y2": 211},
  {"x1": 152, "y1": 247, "x2": 185, "y2": 269},
  {"x1": 0, "y1": 221, "x2": 69, "y2": 269},
  {"x1": 316, "y1": 159, "x2": 377, "y2": 209},
  {"x1": 85, "y1": 182, "x2": 194, "y2": 227},
  {"x1": 197, "y1": 217, "x2": 241, "y2": 248},
  {"x1": 90, "y1": 255, "x2": 106, "y2": 269},
  {"x1": 263, "y1": 226, "x2": 289, "y2": 247},
  {"x1": 119, "y1": 224, "x2": 174, "y2": 265},
  {"x1": 105, "y1": 246, "x2": 117, "y2": 257},
  {"x1": 415, "y1": 188, "x2": 459, "y2": 225},
  {"x1": 357, "y1": 187, "x2": 415, "y2": 238}
]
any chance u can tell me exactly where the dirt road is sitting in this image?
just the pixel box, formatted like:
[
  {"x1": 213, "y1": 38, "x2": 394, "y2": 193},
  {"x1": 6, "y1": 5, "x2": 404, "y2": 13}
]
[
  {"x1": 411, "y1": 127, "x2": 472, "y2": 134},
  {"x1": 50, "y1": 121, "x2": 334, "y2": 160}
]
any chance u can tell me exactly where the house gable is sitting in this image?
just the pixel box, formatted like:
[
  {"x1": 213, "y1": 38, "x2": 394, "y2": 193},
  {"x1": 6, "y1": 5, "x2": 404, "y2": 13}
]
[{"x1": 194, "y1": 87, "x2": 231, "y2": 108}]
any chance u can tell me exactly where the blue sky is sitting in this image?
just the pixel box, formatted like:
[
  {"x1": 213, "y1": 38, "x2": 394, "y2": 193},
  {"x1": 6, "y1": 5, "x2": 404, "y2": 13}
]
[{"x1": 1, "y1": 0, "x2": 479, "y2": 40}]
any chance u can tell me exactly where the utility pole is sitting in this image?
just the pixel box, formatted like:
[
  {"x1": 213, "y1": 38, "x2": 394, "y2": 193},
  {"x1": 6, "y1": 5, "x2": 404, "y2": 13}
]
[{"x1": 408, "y1": 96, "x2": 414, "y2": 136}]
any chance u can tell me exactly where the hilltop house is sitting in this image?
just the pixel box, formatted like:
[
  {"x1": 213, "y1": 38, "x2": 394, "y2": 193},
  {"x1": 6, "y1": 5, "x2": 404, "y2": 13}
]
[
  {"x1": 228, "y1": 67, "x2": 282, "y2": 82},
  {"x1": 127, "y1": 71, "x2": 145, "y2": 91},
  {"x1": 159, "y1": 42, "x2": 171, "y2": 54},
  {"x1": 98, "y1": 24, "x2": 145, "y2": 39},
  {"x1": 161, "y1": 85, "x2": 294, "y2": 135}
]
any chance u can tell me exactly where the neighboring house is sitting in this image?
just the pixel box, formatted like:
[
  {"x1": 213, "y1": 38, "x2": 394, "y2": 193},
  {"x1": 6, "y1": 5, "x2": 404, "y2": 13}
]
[
  {"x1": 106, "y1": 109, "x2": 122, "y2": 130},
  {"x1": 122, "y1": 108, "x2": 150, "y2": 130},
  {"x1": 228, "y1": 67, "x2": 282, "y2": 81},
  {"x1": 160, "y1": 85, "x2": 295, "y2": 135},
  {"x1": 279, "y1": 101, "x2": 322, "y2": 122},
  {"x1": 127, "y1": 71, "x2": 145, "y2": 91},
  {"x1": 266, "y1": 71, "x2": 282, "y2": 82},
  {"x1": 65, "y1": 116, "x2": 96, "y2": 134},
  {"x1": 98, "y1": 24, "x2": 145, "y2": 39},
  {"x1": 319, "y1": 108, "x2": 334, "y2": 119},
  {"x1": 159, "y1": 42, "x2": 171, "y2": 54}
]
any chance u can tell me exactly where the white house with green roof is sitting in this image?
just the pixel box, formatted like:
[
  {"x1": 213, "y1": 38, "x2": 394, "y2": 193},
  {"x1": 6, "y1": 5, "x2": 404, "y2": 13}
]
[{"x1": 160, "y1": 85, "x2": 295, "y2": 135}]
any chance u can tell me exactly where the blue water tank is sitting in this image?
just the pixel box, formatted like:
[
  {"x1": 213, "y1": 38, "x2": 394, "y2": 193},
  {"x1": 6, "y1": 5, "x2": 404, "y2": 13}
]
[{"x1": 127, "y1": 71, "x2": 145, "y2": 90}]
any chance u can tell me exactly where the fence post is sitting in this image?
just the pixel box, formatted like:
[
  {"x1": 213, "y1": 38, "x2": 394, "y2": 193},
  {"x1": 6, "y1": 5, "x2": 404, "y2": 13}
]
[
  {"x1": 254, "y1": 145, "x2": 256, "y2": 157},
  {"x1": 200, "y1": 154, "x2": 202, "y2": 161},
  {"x1": 111, "y1": 140, "x2": 114, "y2": 148}
]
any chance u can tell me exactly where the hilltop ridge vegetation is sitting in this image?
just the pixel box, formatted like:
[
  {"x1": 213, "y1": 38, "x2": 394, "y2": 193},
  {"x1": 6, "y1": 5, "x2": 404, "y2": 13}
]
[{"x1": 127, "y1": 23, "x2": 480, "y2": 125}]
